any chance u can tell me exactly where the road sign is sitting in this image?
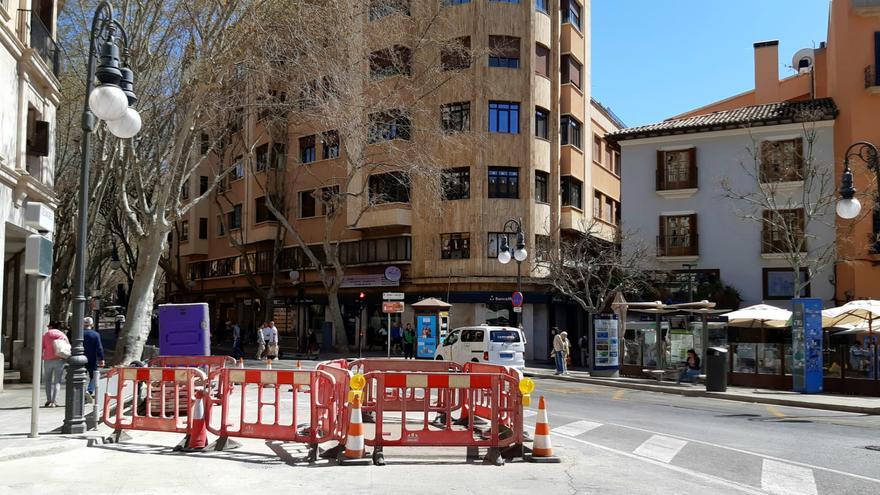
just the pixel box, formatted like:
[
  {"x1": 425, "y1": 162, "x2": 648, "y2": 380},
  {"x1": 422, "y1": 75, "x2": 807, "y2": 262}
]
[
  {"x1": 513, "y1": 306, "x2": 522, "y2": 313},
  {"x1": 383, "y1": 301, "x2": 405, "y2": 313},
  {"x1": 512, "y1": 291, "x2": 524, "y2": 307},
  {"x1": 383, "y1": 292, "x2": 405, "y2": 301}
]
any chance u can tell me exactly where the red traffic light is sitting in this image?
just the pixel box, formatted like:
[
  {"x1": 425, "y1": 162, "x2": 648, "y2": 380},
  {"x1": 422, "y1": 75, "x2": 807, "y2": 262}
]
[{"x1": 359, "y1": 292, "x2": 366, "y2": 300}]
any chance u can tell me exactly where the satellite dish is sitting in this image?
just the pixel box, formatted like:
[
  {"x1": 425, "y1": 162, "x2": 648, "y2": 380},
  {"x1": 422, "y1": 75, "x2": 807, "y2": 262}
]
[{"x1": 792, "y1": 48, "x2": 814, "y2": 74}]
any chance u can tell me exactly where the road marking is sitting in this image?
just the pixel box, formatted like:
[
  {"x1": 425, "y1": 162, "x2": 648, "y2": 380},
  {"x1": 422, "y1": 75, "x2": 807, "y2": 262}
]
[
  {"x1": 612, "y1": 389, "x2": 626, "y2": 400},
  {"x1": 633, "y1": 435, "x2": 688, "y2": 463},
  {"x1": 761, "y1": 459, "x2": 818, "y2": 495},
  {"x1": 766, "y1": 405, "x2": 786, "y2": 418},
  {"x1": 524, "y1": 424, "x2": 766, "y2": 495},
  {"x1": 553, "y1": 420, "x2": 602, "y2": 437},
  {"x1": 523, "y1": 409, "x2": 537, "y2": 418}
]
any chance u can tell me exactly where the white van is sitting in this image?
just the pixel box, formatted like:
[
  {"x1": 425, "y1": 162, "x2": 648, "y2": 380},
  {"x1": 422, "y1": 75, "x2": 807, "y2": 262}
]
[{"x1": 434, "y1": 325, "x2": 526, "y2": 370}]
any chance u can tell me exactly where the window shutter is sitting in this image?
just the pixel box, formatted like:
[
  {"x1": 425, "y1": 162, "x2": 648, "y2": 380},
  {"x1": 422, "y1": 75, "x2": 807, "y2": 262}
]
[
  {"x1": 689, "y1": 213, "x2": 698, "y2": 253},
  {"x1": 687, "y1": 147, "x2": 697, "y2": 188},
  {"x1": 535, "y1": 44, "x2": 549, "y2": 77},
  {"x1": 656, "y1": 151, "x2": 664, "y2": 191},
  {"x1": 793, "y1": 137, "x2": 804, "y2": 175},
  {"x1": 875, "y1": 32, "x2": 880, "y2": 86},
  {"x1": 760, "y1": 141, "x2": 772, "y2": 181},
  {"x1": 658, "y1": 216, "x2": 667, "y2": 256},
  {"x1": 568, "y1": 58, "x2": 581, "y2": 88},
  {"x1": 762, "y1": 210, "x2": 771, "y2": 252},
  {"x1": 29, "y1": 121, "x2": 50, "y2": 157}
]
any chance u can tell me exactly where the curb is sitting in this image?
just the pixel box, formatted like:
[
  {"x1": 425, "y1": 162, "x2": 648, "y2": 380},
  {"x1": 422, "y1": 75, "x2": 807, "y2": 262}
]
[
  {"x1": 0, "y1": 437, "x2": 85, "y2": 463},
  {"x1": 525, "y1": 371, "x2": 880, "y2": 415}
]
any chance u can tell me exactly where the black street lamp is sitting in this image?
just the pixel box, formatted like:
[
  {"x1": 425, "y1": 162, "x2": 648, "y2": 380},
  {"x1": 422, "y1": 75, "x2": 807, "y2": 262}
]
[
  {"x1": 497, "y1": 218, "x2": 528, "y2": 326},
  {"x1": 836, "y1": 141, "x2": 880, "y2": 220},
  {"x1": 64, "y1": 2, "x2": 140, "y2": 434}
]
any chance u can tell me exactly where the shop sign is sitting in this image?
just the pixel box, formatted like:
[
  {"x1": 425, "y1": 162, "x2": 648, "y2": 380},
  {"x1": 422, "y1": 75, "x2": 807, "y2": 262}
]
[
  {"x1": 383, "y1": 292, "x2": 405, "y2": 300},
  {"x1": 384, "y1": 266, "x2": 402, "y2": 282},
  {"x1": 382, "y1": 301, "x2": 404, "y2": 313},
  {"x1": 341, "y1": 274, "x2": 400, "y2": 288}
]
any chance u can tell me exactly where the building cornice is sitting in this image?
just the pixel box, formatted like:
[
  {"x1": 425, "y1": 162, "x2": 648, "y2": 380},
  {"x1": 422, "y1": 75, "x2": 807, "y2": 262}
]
[{"x1": 617, "y1": 121, "x2": 834, "y2": 147}]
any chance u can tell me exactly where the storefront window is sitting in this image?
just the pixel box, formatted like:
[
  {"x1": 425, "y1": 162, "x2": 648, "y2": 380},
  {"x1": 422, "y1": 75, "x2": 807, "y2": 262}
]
[
  {"x1": 732, "y1": 344, "x2": 756, "y2": 373},
  {"x1": 624, "y1": 329, "x2": 641, "y2": 365},
  {"x1": 846, "y1": 341, "x2": 877, "y2": 380},
  {"x1": 642, "y1": 329, "x2": 658, "y2": 367},
  {"x1": 757, "y1": 343, "x2": 781, "y2": 375},
  {"x1": 485, "y1": 303, "x2": 511, "y2": 326},
  {"x1": 784, "y1": 343, "x2": 793, "y2": 376}
]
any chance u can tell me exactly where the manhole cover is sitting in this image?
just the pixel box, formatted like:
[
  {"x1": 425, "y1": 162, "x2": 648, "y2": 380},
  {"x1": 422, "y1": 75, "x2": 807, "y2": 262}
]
[{"x1": 865, "y1": 445, "x2": 880, "y2": 452}]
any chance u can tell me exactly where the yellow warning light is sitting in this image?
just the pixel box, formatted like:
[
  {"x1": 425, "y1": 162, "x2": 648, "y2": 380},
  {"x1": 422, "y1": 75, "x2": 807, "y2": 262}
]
[
  {"x1": 519, "y1": 377, "x2": 535, "y2": 395},
  {"x1": 522, "y1": 395, "x2": 531, "y2": 407},
  {"x1": 350, "y1": 373, "x2": 366, "y2": 391}
]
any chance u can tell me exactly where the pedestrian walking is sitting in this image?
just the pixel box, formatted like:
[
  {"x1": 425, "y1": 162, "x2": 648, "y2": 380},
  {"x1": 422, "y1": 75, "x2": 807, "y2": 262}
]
[
  {"x1": 578, "y1": 333, "x2": 590, "y2": 369},
  {"x1": 403, "y1": 323, "x2": 415, "y2": 359},
  {"x1": 391, "y1": 322, "x2": 402, "y2": 355},
  {"x1": 114, "y1": 312, "x2": 125, "y2": 339},
  {"x1": 255, "y1": 322, "x2": 265, "y2": 360},
  {"x1": 261, "y1": 321, "x2": 279, "y2": 360},
  {"x1": 552, "y1": 328, "x2": 569, "y2": 375},
  {"x1": 230, "y1": 320, "x2": 243, "y2": 359},
  {"x1": 307, "y1": 328, "x2": 319, "y2": 358},
  {"x1": 82, "y1": 317, "x2": 105, "y2": 402},
  {"x1": 42, "y1": 321, "x2": 70, "y2": 408}
]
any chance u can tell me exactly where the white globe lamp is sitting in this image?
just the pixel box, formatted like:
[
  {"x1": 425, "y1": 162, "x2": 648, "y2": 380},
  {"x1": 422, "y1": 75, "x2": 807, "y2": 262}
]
[
  {"x1": 107, "y1": 107, "x2": 142, "y2": 139},
  {"x1": 89, "y1": 84, "x2": 128, "y2": 121},
  {"x1": 514, "y1": 247, "x2": 528, "y2": 262},
  {"x1": 498, "y1": 249, "x2": 512, "y2": 264},
  {"x1": 836, "y1": 198, "x2": 861, "y2": 220}
]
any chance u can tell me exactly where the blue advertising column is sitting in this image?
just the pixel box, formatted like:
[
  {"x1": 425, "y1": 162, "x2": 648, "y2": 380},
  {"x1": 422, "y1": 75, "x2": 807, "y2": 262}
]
[
  {"x1": 791, "y1": 298, "x2": 823, "y2": 394},
  {"x1": 592, "y1": 314, "x2": 620, "y2": 378},
  {"x1": 416, "y1": 314, "x2": 438, "y2": 359}
]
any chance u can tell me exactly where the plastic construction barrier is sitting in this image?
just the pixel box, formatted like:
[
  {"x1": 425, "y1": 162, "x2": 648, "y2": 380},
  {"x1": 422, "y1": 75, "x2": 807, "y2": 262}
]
[
  {"x1": 147, "y1": 355, "x2": 236, "y2": 375},
  {"x1": 205, "y1": 368, "x2": 342, "y2": 459},
  {"x1": 102, "y1": 367, "x2": 208, "y2": 448},
  {"x1": 347, "y1": 359, "x2": 464, "y2": 417}
]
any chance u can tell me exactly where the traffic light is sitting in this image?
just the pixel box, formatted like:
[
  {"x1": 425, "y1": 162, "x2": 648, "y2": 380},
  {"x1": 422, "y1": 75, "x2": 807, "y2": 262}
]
[
  {"x1": 359, "y1": 291, "x2": 366, "y2": 301},
  {"x1": 358, "y1": 292, "x2": 367, "y2": 311}
]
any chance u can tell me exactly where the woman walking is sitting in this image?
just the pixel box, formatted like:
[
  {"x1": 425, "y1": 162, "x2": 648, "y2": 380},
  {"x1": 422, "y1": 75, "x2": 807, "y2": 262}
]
[{"x1": 42, "y1": 322, "x2": 69, "y2": 407}]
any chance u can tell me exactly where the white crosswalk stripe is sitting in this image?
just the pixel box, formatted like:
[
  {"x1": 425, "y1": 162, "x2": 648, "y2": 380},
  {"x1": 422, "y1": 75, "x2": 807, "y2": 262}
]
[
  {"x1": 553, "y1": 420, "x2": 603, "y2": 437},
  {"x1": 523, "y1": 409, "x2": 537, "y2": 418},
  {"x1": 761, "y1": 459, "x2": 818, "y2": 495},
  {"x1": 633, "y1": 434, "x2": 688, "y2": 463}
]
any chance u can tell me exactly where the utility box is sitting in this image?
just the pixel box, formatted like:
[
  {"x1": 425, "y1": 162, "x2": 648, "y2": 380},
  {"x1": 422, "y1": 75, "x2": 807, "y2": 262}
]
[
  {"x1": 158, "y1": 303, "x2": 210, "y2": 356},
  {"x1": 705, "y1": 347, "x2": 729, "y2": 392}
]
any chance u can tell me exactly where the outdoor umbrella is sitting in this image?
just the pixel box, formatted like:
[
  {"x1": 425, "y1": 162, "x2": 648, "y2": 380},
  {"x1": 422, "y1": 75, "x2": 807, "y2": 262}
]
[
  {"x1": 822, "y1": 300, "x2": 880, "y2": 329},
  {"x1": 721, "y1": 304, "x2": 792, "y2": 328}
]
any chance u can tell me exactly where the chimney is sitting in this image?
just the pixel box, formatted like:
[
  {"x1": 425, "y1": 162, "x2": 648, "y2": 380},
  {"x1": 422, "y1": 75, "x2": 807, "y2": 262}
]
[{"x1": 754, "y1": 40, "x2": 780, "y2": 104}]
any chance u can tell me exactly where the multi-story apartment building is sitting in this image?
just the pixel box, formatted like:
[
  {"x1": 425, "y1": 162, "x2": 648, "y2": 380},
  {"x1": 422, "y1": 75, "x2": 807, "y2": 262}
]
[
  {"x1": 1, "y1": 0, "x2": 60, "y2": 383},
  {"x1": 170, "y1": 0, "x2": 622, "y2": 360}
]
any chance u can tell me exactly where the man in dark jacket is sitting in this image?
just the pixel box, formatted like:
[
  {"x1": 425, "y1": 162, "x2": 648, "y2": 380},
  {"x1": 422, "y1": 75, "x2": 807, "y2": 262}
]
[{"x1": 82, "y1": 317, "x2": 105, "y2": 399}]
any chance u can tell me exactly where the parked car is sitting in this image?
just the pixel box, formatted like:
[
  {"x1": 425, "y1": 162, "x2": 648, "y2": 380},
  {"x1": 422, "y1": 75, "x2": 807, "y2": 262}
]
[{"x1": 434, "y1": 324, "x2": 525, "y2": 370}]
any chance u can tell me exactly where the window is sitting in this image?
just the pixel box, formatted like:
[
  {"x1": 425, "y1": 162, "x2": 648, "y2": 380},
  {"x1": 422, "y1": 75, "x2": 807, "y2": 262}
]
[
  {"x1": 198, "y1": 218, "x2": 208, "y2": 239},
  {"x1": 441, "y1": 233, "x2": 471, "y2": 259},
  {"x1": 227, "y1": 205, "x2": 242, "y2": 230},
  {"x1": 761, "y1": 138, "x2": 803, "y2": 182},
  {"x1": 490, "y1": 0, "x2": 520, "y2": 3},
  {"x1": 461, "y1": 329, "x2": 485, "y2": 343},
  {"x1": 656, "y1": 148, "x2": 697, "y2": 190},
  {"x1": 216, "y1": 215, "x2": 226, "y2": 237},
  {"x1": 489, "y1": 36, "x2": 520, "y2": 68},
  {"x1": 181, "y1": 179, "x2": 190, "y2": 200},
  {"x1": 593, "y1": 191, "x2": 602, "y2": 218},
  {"x1": 369, "y1": 0, "x2": 410, "y2": 20},
  {"x1": 658, "y1": 214, "x2": 698, "y2": 257},
  {"x1": 535, "y1": 107, "x2": 549, "y2": 139},
  {"x1": 562, "y1": 0, "x2": 582, "y2": 30},
  {"x1": 762, "y1": 209, "x2": 805, "y2": 253},
  {"x1": 322, "y1": 130, "x2": 339, "y2": 159},
  {"x1": 487, "y1": 167, "x2": 519, "y2": 198},
  {"x1": 535, "y1": 171, "x2": 549, "y2": 203},
  {"x1": 299, "y1": 135, "x2": 316, "y2": 163},
  {"x1": 200, "y1": 133, "x2": 210, "y2": 155},
  {"x1": 180, "y1": 220, "x2": 189, "y2": 242},
  {"x1": 442, "y1": 167, "x2": 470, "y2": 200},
  {"x1": 561, "y1": 176, "x2": 582, "y2": 209},
  {"x1": 257, "y1": 143, "x2": 286, "y2": 170},
  {"x1": 369, "y1": 110, "x2": 411, "y2": 143},
  {"x1": 763, "y1": 268, "x2": 810, "y2": 300},
  {"x1": 488, "y1": 101, "x2": 520, "y2": 134},
  {"x1": 561, "y1": 55, "x2": 582, "y2": 89},
  {"x1": 442, "y1": 0, "x2": 470, "y2": 5},
  {"x1": 560, "y1": 115, "x2": 582, "y2": 149},
  {"x1": 487, "y1": 232, "x2": 511, "y2": 258},
  {"x1": 441, "y1": 36, "x2": 471, "y2": 71},
  {"x1": 592, "y1": 135, "x2": 602, "y2": 163},
  {"x1": 199, "y1": 176, "x2": 208, "y2": 195},
  {"x1": 536, "y1": 0, "x2": 549, "y2": 14},
  {"x1": 441, "y1": 102, "x2": 471, "y2": 133},
  {"x1": 299, "y1": 190, "x2": 317, "y2": 218},
  {"x1": 604, "y1": 196, "x2": 614, "y2": 223},
  {"x1": 369, "y1": 172, "x2": 411, "y2": 203},
  {"x1": 230, "y1": 157, "x2": 244, "y2": 181},
  {"x1": 255, "y1": 196, "x2": 274, "y2": 223},
  {"x1": 535, "y1": 43, "x2": 550, "y2": 77},
  {"x1": 370, "y1": 45, "x2": 412, "y2": 78},
  {"x1": 320, "y1": 186, "x2": 339, "y2": 216},
  {"x1": 256, "y1": 144, "x2": 270, "y2": 171},
  {"x1": 604, "y1": 144, "x2": 614, "y2": 170},
  {"x1": 612, "y1": 150, "x2": 621, "y2": 176},
  {"x1": 535, "y1": 234, "x2": 551, "y2": 261}
]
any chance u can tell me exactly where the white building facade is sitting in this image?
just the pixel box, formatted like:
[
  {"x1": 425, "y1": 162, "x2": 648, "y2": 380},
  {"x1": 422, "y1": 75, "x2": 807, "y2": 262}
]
[
  {"x1": 613, "y1": 99, "x2": 838, "y2": 309},
  {"x1": 1, "y1": 0, "x2": 60, "y2": 384}
]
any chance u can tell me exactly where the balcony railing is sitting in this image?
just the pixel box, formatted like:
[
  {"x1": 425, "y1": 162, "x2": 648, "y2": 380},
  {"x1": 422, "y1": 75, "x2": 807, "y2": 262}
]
[
  {"x1": 29, "y1": 13, "x2": 60, "y2": 76},
  {"x1": 657, "y1": 234, "x2": 699, "y2": 257},
  {"x1": 655, "y1": 169, "x2": 698, "y2": 191},
  {"x1": 866, "y1": 65, "x2": 879, "y2": 89},
  {"x1": 761, "y1": 237, "x2": 806, "y2": 254}
]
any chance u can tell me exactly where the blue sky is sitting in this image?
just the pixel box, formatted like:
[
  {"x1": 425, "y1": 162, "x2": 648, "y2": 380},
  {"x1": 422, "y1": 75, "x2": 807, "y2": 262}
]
[{"x1": 592, "y1": 0, "x2": 831, "y2": 127}]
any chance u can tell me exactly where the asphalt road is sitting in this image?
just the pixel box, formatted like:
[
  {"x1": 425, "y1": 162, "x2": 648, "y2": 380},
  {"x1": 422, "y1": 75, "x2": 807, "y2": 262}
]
[{"x1": 527, "y1": 377, "x2": 880, "y2": 495}]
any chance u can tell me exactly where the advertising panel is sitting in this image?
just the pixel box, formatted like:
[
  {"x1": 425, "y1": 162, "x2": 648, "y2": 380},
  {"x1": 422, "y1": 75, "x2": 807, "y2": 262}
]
[
  {"x1": 593, "y1": 314, "x2": 620, "y2": 369},
  {"x1": 417, "y1": 315, "x2": 438, "y2": 359}
]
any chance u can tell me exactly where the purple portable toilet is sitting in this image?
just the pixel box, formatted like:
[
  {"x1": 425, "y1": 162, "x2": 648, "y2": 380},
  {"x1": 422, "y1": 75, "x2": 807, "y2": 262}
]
[{"x1": 158, "y1": 303, "x2": 211, "y2": 356}]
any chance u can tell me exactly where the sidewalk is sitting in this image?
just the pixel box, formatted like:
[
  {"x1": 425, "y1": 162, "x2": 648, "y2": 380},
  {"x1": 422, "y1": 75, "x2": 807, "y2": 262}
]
[{"x1": 524, "y1": 365, "x2": 880, "y2": 415}]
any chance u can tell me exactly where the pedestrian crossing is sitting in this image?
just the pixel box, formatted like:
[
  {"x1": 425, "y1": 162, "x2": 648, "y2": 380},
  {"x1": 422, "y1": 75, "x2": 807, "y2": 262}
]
[{"x1": 523, "y1": 411, "x2": 876, "y2": 495}]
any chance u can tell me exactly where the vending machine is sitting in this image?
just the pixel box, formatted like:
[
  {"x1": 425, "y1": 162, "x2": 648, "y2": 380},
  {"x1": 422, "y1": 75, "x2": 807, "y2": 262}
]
[{"x1": 158, "y1": 303, "x2": 211, "y2": 356}]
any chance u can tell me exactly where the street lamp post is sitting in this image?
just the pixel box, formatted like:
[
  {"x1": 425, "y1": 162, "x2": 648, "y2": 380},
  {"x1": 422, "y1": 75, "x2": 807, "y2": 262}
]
[
  {"x1": 497, "y1": 219, "x2": 528, "y2": 326},
  {"x1": 836, "y1": 141, "x2": 880, "y2": 221},
  {"x1": 64, "y1": 1, "x2": 141, "y2": 434}
]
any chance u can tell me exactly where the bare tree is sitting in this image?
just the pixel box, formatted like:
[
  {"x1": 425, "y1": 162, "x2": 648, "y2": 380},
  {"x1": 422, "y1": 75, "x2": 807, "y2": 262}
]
[{"x1": 721, "y1": 112, "x2": 840, "y2": 298}]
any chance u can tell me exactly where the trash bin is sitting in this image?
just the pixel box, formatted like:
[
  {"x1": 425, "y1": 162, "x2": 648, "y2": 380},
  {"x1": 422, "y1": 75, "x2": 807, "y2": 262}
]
[{"x1": 705, "y1": 347, "x2": 728, "y2": 392}]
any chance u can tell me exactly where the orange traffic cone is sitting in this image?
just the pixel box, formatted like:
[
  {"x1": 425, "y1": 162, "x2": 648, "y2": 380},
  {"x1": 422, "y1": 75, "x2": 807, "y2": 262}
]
[
  {"x1": 340, "y1": 395, "x2": 371, "y2": 465},
  {"x1": 528, "y1": 396, "x2": 560, "y2": 463},
  {"x1": 178, "y1": 390, "x2": 208, "y2": 451}
]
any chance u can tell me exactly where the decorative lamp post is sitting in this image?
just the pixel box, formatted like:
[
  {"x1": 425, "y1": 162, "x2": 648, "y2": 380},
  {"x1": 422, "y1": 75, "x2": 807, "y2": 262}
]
[
  {"x1": 836, "y1": 141, "x2": 880, "y2": 220},
  {"x1": 497, "y1": 218, "x2": 528, "y2": 326},
  {"x1": 64, "y1": 1, "x2": 140, "y2": 434}
]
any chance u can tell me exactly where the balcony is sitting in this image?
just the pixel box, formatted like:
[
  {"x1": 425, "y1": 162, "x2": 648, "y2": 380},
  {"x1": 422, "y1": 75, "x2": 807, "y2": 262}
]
[
  {"x1": 355, "y1": 203, "x2": 412, "y2": 230},
  {"x1": 655, "y1": 170, "x2": 698, "y2": 199},
  {"x1": 29, "y1": 14, "x2": 60, "y2": 77},
  {"x1": 865, "y1": 65, "x2": 880, "y2": 94},
  {"x1": 657, "y1": 234, "x2": 699, "y2": 261},
  {"x1": 852, "y1": 0, "x2": 880, "y2": 16}
]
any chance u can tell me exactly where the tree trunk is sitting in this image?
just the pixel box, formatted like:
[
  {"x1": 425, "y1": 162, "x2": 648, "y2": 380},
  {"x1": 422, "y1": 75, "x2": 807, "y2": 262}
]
[
  {"x1": 327, "y1": 289, "x2": 349, "y2": 352},
  {"x1": 114, "y1": 228, "x2": 168, "y2": 364}
]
